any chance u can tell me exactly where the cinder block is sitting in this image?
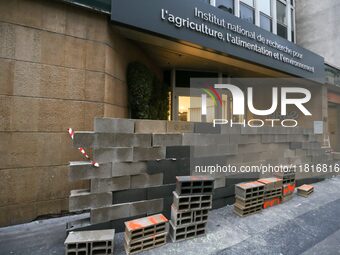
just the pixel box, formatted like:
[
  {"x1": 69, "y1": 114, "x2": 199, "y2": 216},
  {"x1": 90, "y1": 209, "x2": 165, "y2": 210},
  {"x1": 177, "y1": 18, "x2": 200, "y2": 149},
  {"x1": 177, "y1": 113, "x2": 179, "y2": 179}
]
[
  {"x1": 297, "y1": 184, "x2": 314, "y2": 197},
  {"x1": 290, "y1": 142, "x2": 302, "y2": 150},
  {"x1": 94, "y1": 117, "x2": 134, "y2": 133},
  {"x1": 175, "y1": 176, "x2": 214, "y2": 195},
  {"x1": 69, "y1": 190, "x2": 112, "y2": 212},
  {"x1": 172, "y1": 191, "x2": 212, "y2": 212},
  {"x1": 166, "y1": 121, "x2": 194, "y2": 133},
  {"x1": 64, "y1": 229, "x2": 115, "y2": 255},
  {"x1": 171, "y1": 205, "x2": 208, "y2": 226},
  {"x1": 113, "y1": 188, "x2": 148, "y2": 204},
  {"x1": 182, "y1": 133, "x2": 230, "y2": 146},
  {"x1": 235, "y1": 196, "x2": 264, "y2": 209},
  {"x1": 152, "y1": 134, "x2": 182, "y2": 147},
  {"x1": 125, "y1": 214, "x2": 168, "y2": 242},
  {"x1": 91, "y1": 203, "x2": 130, "y2": 224},
  {"x1": 220, "y1": 125, "x2": 241, "y2": 134},
  {"x1": 214, "y1": 177, "x2": 226, "y2": 189},
  {"x1": 192, "y1": 144, "x2": 238, "y2": 157},
  {"x1": 133, "y1": 147, "x2": 166, "y2": 161},
  {"x1": 130, "y1": 199, "x2": 164, "y2": 217},
  {"x1": 213, "y1": 186, "x2": 235, "y2": 199},
  {"x1": 131, "y1": 173, "x2": 163, "y2": 189},
  {"x1": 263, "y1": 197, "x2": 281, "y2": 209},
  {"x1": 258, "y1": 178, "x2": 283, "y2": 191},
  {"x1": 69, "y1": 161, "x2": 112, "y2": 181},
  {"x1": 96, "y1": 133, "x2": 152, "y2": 148},
  {"x1": 194, "y1": 122, "x2": 220, "y2": 134},
  {"x1": 233, "y1": 203, "x2": 262, "y2": 217},
  {"x1": 112, "y1": 162, "x2": 147, "y2": 177},
  {"x1": 283, "y1": 183, "x2": 295, "y2": 197},
  {"x1": 166, "y1": 146, "x2": 190, "y2": 159},
  {"x1": 169, "y1": 221, "x2": 206, "y2": 242},
  {"x1": 147, "y1": 184, "x2": 176, "y2": 200},
  {"x1": 124, "y1": 232, "x2": 167, "y2": 255},
  {"x1": 135, "y1": 120, "x2": 167, "y2": 134},
  {"x1": 235, "y1": 181, "x2": 265, "y2": 199},
  {"x1": 93, "y1": 147, "x2": 133, "y2": 163},
  {"x1": 91, "y1": 176, "x2": 130, "y2": 193},
  {"x1": 73, "y1": 131, "x2": 95, "y2": 148}
]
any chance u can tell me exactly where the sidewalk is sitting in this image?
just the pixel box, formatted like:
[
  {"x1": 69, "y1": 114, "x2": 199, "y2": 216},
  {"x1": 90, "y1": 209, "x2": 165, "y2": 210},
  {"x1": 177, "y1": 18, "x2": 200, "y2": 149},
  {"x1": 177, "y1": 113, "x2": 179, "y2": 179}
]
[{"x1": 1, "y1": 176, "x2": 340, "y2": 255}]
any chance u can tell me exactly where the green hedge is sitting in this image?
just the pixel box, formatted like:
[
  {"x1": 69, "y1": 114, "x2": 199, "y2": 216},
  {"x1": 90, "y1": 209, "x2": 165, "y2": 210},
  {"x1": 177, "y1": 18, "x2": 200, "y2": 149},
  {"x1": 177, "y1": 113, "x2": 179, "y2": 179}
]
[{"x1": 127, "y1": 62, "x2": 169, "y2": 119}]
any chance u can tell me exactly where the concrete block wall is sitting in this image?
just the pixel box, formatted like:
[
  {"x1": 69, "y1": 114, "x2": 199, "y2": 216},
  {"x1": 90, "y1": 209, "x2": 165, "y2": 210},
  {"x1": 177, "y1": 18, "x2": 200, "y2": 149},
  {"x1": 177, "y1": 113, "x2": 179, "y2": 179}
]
[
  {"x1": 67, "y1": 117, "x2": 336, "y2": 233},
  {"x1": 0, "y1": 0, "x2": 161, "y2": 226}
]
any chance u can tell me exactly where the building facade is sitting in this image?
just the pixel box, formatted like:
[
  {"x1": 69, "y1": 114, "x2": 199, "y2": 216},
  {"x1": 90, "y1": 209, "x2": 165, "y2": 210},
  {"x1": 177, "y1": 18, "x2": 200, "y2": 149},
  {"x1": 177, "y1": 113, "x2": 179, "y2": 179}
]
[
  {"x1": 0, "y1": 0, "x2": 333, "y2": 227},
  {"x1": 296, "y1": 0, "x2": 340, "y2": 150}
]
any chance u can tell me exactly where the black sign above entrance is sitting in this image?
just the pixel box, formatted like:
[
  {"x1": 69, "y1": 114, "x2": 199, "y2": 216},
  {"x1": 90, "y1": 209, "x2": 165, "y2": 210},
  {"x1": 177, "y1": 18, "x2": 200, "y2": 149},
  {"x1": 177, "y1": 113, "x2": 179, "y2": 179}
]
[{"x1": 111, "y1": 0, "x2": 324, "y2": 83}]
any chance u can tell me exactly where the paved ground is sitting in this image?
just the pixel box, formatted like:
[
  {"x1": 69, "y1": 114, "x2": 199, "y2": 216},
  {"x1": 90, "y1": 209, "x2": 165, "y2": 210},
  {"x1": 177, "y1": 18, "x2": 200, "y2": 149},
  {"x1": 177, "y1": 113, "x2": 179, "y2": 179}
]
[{"x1": 1, "y1": 176, "x2": 340, "y2": 255}]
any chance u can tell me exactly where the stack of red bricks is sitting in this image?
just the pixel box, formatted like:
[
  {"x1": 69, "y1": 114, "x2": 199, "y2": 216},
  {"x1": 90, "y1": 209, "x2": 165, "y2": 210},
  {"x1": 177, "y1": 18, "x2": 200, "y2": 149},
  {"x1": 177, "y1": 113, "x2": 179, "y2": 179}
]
[
  {"x1": 124, "y1": 214, "x2": 168, "y2": 254},
  {"x1": 169, "y1": 176, "x2": 214, "y2": 242},
  {"x1": 234, "y1": 181, "x2": 265, "y2": 216},
  {"x1": 275, "y1": 168, "x2": 296, "y2": 202},
  {"x1": 258, "y1": 177, "x2": 283, "y2": 209}
]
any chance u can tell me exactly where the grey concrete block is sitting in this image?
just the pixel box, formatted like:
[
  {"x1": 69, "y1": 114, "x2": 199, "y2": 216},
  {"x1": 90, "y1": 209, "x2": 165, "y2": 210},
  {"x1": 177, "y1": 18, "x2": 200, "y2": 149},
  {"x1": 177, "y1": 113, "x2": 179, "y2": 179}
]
[
  {"x1": 91, "y1": 175, "x2": 131, "y2": 193},
  {"x1": 113, "y1": 188, "x2": 147, "y2": 204},
  {"x1": 230, "y1": 134, "x2": 261, "y2": 144},
  {"x1": 147, "y1": 184, "x2": 176, "y2": 200},
  {"x1": 64, "y1": 229, "x2": 115, "y2": 255},
  {"x1": 69, "y1": 161, "x2": 112, "y2": 181},
  {"x1": 146, "y1": 158, "x2": 190, "y2": 184},
  {"x1": 166, "y1": 146, "x2": 191, "y2": 159},
  {"x1": 131, "y1": 173, "x2": 163, "y2": 189},
  {"x1": 192, "y1": 144, "x2": 238, "y2": 157},
  {"x1": 112, "y1": 162, "x2": 147, "y2": 177},
  {"x1": 166, "y1": 121, "x2": 194, "y2": 133},
  {"x1": 176, "y1": 176, "x2": 214, "y2": 195},
  {"x1": 290, "y1": 142, "x2": 303, "y2": 149},
  {"x1": 213, "y1": 185, "x2": 235, "y2": 199},
  {"x1": 96, "y1": 133, "x2": 152, "y2": 148},
  {"x1": 172, "y1": 191, "x2": 212, "y2": 212},
  {"x1": 69, "y1": 190, "x2": 112, "y2": 212},
  {"x1": 135, "y1": 120, "x2": 167, "y2": 133},
  {"x1": 182, "y1": 133, "x2": 230, "y2": 146},
  {"x1": 94, "y1": 117, "x2": 135, "y2": 133},
  {"x1": 220, "y1": 125, "x2": 241, "y2": 134},
  {"x1": 169, "y1": 221, "x2": 206, "y2": 242},
  {"x1": 133, "y1": 147, "x2": 166, "y2": 161},
  {"x1": 152, "y1": 134, "x2": 182, "y2": 147},
  {"x1": 212, "y1": 196, "x2": 235, "y2": 209},
  {"x1": 194, "y1": 122, "x2": 221, "y2": 134},
  {"x1": 171, "y1": 206, "x2": 208, "y2": 226},
  {"x1": 73, "y1": 131, "x2": 95, "y2": 148},
  {"x1": 214, "y1": 177, "x2": 226, "y2": 189},
  {"x1": 130, "y1": 199, "x2": 164, "y2": 217},
  {"x1": 93, "y1": 147, "x2": 133, "y2": 163},
  {"x1": 91, "y1": 203, "x2": 130, "y2": 224}
]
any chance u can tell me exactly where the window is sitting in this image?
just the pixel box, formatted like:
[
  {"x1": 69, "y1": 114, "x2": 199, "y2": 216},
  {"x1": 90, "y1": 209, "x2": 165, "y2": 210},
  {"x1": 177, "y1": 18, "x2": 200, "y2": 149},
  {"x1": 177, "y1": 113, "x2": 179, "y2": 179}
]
[
  {"x1": 258, "y1": 0, "x2": 271, "y2": 16},
  {"x1": 240, "y1": 0, "x2": 254, "y2": 7},
  {"x1": 291, "y1": 8, "x2": 295, "y2": 42},
  {"x1": 276, "y1": 1, "x2": 287, "y2": 39},
  {"x1": 216, "y1": 0, "x2": 234, "y2": 14},
  {"x1": 240, "y1": 2, "x2": 254, "y2": 24},
  {"x1": 260, "y1": 13, "x2": 272, "y2": 32}
]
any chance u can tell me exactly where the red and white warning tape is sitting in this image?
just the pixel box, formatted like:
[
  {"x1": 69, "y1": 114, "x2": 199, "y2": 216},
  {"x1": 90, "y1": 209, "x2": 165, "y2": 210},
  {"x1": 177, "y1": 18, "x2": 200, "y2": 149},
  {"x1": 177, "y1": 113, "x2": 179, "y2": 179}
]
[{"x1": 68, "y1": 128, "x2": 99, "y2": 168}]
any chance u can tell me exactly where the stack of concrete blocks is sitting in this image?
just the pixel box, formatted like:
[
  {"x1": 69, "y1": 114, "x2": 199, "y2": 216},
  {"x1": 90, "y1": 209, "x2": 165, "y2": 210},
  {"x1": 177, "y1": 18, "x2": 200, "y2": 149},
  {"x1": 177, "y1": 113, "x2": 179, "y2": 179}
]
[
  {"x1": 258, "y1": 178, "x2": 283, "y2": 209},
  {"x1": 67, "y1": 118, "x2": 335, "y2": 232},
  {"x1": 234, "y1": 181, "x2": 265, "y2": 216},
  {"x1": 169, "y1": 176, "x2": 214, "y2": 242},
  {"x1": 275, "y1": 168, "x2": 296, "y2": 202},
  {"x1": 64, "y1": 230, "x2": 115, "y2": 255},
  {"x1": 297, "y1": 184, "x2": 314, "y2": 197},
  {"x1": 124, "y1": 214, "x2": 168, "y2": 254}
]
